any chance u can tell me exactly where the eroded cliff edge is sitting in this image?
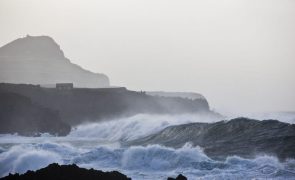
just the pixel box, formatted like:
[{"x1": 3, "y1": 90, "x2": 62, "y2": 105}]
[{"x1": 0, "y1": 83, "x2": 214, "y2": 135}]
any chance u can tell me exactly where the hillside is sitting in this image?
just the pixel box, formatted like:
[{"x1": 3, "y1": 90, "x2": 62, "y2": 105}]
[{"x1": 0, "y1": 35, "x2": 109, "y2": 88}]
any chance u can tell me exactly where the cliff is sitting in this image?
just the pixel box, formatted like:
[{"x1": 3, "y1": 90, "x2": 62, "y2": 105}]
[
  {"x1": 0, "y1": 83, "x2": 213, "y2": 127},
  {"x1": 127, "y1": 117, "x2": 295, "y2": 160},
  {"x1": 0, "y1": 35, "x2": 109, "y2": 88},
  {"x1": 0, "y1": 92, "x2": 70, "y2": 136},
  {"x1": 146, "y1": 91, "x2": 206, "y2": 101}
]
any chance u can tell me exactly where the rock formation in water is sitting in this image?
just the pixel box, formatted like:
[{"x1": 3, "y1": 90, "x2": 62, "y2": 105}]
[
  {"x1": 0, "y1": 83, "x2": 214, "y2": 126},
  {"x1": 0, "y1": 163, "x2": 131, "y2": 180},
  {"x1": 0, "y1": 92, "x2": 70, "y2": 136},
  {"x1": 167, "y1": 174, "x2": 187, "y2": 180},
  {"x1": 0, "y1": 35, "x2": 109, "y2": 88},
  {"x1": 127, "y1": 117, "x2": 295, "y2": 160},
  {"x1": 0, "y1": 163, "x2": 188, "y2": 180}
]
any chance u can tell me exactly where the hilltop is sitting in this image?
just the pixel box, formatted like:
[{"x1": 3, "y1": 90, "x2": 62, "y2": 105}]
[{"x1": 0, "y1": 35, "x2": 109, "y2": 88}]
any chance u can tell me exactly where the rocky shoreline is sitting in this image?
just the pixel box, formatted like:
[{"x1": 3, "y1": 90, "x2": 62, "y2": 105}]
[{"x1": 0, "y1": 163, "x2": 187, "y2": 180}]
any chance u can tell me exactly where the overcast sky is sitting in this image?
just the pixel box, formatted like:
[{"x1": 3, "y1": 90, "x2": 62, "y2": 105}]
[{"x1": 0, "y1": 0, "x2": 294, "y2": 114}]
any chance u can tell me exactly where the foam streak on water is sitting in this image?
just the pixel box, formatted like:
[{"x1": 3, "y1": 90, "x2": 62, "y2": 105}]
[{"x1": 0, "y1": 114, "x2": 294, "y2": 179}]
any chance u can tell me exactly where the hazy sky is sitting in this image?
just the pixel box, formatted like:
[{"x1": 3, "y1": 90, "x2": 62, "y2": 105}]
[{"x1": 0, "y1": 0, "x2": 294, "y2": 114}]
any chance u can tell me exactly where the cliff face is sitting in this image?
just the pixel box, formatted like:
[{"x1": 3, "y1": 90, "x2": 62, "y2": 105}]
[
  {"x1": 0, "y1": 92, "x2": 70, "y2": 136},
  {"x1": 146, "y1": 91, "x2": 206, "y2": 101},
  {"x1": 0, "y1": 83, "x2": 212, "y2": 126},
  {"x1": 127, "y1": 118, "x2": 295, "y2": 160},
  {"x1": 0, "y1": 35, "x2": 109, "y2": 88}
]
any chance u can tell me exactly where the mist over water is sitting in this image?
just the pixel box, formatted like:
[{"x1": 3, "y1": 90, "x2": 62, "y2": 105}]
[
  {"x1": 1, "y1": 0, "x2": 294, "y2": 179},
  {"x1": 0, "y1": 114, "x2": 295, "y2": 179},
  {"x1": 222, "y1": 111, "x2": 295, "y2": 124},
  {"x1": 69, "y1": 114, "x2": 222, "y2": 142}
]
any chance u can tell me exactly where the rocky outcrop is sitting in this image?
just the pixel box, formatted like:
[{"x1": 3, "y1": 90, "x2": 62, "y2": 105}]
[
  {"x1": 0, "y1": 83, "x2": 214, "y2": 126},
  {"x1": 127, "y1": 117, "x2": 295, "y2": 160},
  {"x1": 167, "y1": 174, "x2": 187, "y2": 180},
  {"x1": 0, "y1": 35, "x2": 109, "y2": 88},
  {"x1": 0, "y1": 163, "x2": 188, "y2": 180},
  {"x1": 0, "y1": 92, "x2": 71, "y2": 136},
  {"x1": 0, "y1": 163, "x2": 131, "y2": 180}
]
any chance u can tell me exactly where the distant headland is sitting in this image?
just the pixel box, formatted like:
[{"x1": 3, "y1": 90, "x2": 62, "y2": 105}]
[{"x1": 0, "y1": 35, "x2": 109, "y2": 88}]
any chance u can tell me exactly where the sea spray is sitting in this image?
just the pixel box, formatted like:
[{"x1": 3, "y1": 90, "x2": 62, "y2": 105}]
[
  {"x1": 0, "y1": 142, "x2": 294, "y2": 179},
  {"x1": 69, "y1": 114, "x2": 221, "y2": 141},
  {"x1": 0, "y1": 114, "x2": 294, "y2": 179}
]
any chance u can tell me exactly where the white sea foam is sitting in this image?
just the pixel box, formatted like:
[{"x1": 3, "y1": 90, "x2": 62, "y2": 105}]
[
  {"x1": 0, "y1": 144, "x2": 62, "y2": 176},
  {"x1": 69, "y1": 113, "x2": 222, "y2": 141},
  {"x1": 0, "y1": 142, "x2": 294, "y2": 179},
  {"x1": 0, "y1": 113, "x2": 294, "y2": 179}
]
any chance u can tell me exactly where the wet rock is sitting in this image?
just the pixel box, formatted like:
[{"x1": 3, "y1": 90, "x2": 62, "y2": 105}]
[
  {"x1": 0, "y1": 163, "x2": 131, "y2": 180},
  {"x1": 167, "y1": 174, "x2": 187, "y2": 180}
]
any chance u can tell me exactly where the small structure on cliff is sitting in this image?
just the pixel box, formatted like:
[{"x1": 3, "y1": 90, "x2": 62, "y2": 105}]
[{"x1": 56, "y1": 83, "x2": 73, "y2": 90}]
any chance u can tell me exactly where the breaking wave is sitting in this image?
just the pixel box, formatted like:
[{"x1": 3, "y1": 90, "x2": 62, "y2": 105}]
[
  {"x1": 0, "y1": 142, "x2": 294, "y2": 179},
  {"x1": 69, "y1": 113, "x2": 222, "y2": 141},
  {"x1": 0, "y1": 114, "x2": 295, "y2": 179}
]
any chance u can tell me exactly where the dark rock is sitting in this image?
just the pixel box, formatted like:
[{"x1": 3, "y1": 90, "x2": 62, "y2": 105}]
[
  {"x1": 0, "y1": 163, "x2": 131, "y2": 180},
  {"x1": 167, "y1": 174, "x2": 187, "y2": 180},
  {"x1": 127, "y1": 117, "x2": 295, "y2": 160},
  {"x1": 0, "y1": 163, "x2": 190, "y2": 180},
  {"x1": 0, "y1": 83, "x2": 214, "y2": 126},
  {"x1": 0, "y1": 92, "x2": 71, "y2": 136}
]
